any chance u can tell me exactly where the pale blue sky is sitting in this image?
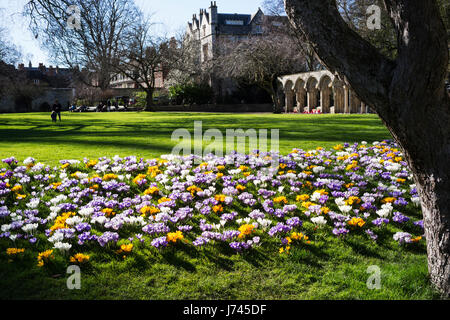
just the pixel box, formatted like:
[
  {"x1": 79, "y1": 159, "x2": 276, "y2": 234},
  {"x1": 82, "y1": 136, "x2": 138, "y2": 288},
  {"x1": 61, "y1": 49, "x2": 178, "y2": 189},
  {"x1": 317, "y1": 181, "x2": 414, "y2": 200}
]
[{"x1": 0, "y1": 0, "x2": 266, "y2": 67}]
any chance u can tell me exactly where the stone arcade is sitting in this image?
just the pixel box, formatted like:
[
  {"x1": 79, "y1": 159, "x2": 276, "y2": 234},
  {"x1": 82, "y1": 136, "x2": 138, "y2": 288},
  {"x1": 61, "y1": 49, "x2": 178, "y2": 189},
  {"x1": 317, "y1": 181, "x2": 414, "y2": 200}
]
[{"x1": 278, "y1": 70, "x2": 372, "y2": 114}]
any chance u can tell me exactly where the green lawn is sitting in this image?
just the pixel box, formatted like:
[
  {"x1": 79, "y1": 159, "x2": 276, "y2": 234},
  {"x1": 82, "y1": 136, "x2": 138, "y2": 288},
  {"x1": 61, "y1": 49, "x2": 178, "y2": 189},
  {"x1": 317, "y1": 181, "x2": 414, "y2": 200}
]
[
  {"x1": 0, "y1": 112, "x2": 440, "y2": 300},
  {"x1": 0, "y1": 112, "x2": 391, "y2": 164}
]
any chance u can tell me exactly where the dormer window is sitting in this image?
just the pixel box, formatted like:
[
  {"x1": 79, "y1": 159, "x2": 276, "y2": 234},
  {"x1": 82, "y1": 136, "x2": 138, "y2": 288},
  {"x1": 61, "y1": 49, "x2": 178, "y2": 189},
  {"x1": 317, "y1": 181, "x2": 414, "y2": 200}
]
[{"x1": 225, "y1": 20, "x2": 244, "y2": 25}]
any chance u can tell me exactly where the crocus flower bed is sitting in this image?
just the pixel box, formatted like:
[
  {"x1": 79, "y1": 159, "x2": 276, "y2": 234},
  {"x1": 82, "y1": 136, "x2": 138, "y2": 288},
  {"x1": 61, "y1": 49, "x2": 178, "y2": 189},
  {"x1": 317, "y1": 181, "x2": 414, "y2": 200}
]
[{"x1": 0, "y1": 140, "x2": 425, "y2": 270}]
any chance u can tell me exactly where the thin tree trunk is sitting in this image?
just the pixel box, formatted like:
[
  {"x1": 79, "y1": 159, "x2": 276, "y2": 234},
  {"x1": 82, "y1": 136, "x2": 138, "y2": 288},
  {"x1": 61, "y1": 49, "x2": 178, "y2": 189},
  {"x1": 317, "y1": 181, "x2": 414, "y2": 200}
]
[{"x1": 145, "y1": 89, "x2": 154, "y2": 112}]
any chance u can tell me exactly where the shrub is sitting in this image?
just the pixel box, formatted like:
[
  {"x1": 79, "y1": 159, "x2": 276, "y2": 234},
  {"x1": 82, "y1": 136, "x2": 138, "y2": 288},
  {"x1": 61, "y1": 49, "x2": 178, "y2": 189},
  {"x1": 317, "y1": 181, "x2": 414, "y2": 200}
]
[{"x1": 169, "y1": 83, "x2": 213, "y2": 105}]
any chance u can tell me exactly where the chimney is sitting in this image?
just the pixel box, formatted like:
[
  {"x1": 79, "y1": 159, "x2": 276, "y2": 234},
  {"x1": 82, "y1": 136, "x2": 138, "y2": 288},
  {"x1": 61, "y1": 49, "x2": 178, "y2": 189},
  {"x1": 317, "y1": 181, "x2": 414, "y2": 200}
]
[
  {"x1": 18, "y1": 63, "x2": 25, "y2": 70},
  {"x1": 192, "y1": 14, "x2": 198, "y2": 29},
  {"x1": 209, "y1": 1, "x2": 217, "y2": 24},
  {"x1": 28, "y1": 61, "x2": 32, "y2": 68},
  {"x1": 169, "y1": 37, "x2": 177, "y2": 49}
]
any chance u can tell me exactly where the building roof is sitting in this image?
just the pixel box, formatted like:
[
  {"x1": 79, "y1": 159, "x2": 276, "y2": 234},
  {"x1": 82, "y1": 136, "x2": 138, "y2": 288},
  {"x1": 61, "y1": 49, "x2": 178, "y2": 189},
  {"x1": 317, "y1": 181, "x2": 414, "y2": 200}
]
[{"x1": 217, "y1": 13, "x2": 252, "y2": 25}]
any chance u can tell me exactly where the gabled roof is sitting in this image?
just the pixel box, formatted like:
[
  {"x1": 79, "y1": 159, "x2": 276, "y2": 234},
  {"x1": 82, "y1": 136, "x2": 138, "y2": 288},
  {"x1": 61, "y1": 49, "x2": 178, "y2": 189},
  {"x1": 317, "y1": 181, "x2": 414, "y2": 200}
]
[
  {"x1": 250, "y1": 8, "x2": 264, "y2": 24},
  {"x1": 200, "y1": 11, "x2": 210, "y2": 25},
  {"x1": 218, "y1": 13, "x2": 252, "y2": 25}
]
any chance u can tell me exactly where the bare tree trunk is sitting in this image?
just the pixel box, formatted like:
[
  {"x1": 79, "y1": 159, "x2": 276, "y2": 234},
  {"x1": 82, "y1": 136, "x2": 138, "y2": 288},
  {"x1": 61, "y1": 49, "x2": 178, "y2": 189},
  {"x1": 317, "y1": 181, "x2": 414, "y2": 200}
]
[
  {"x1": 270, "y1": 78, "x2": 284, "y2": 114},
  {"x1": 285, "y1": 0, "x2": 450, "y2": 296},
  {"x1": 145, "y1": 89, "x2": 154, "y2": 112}
]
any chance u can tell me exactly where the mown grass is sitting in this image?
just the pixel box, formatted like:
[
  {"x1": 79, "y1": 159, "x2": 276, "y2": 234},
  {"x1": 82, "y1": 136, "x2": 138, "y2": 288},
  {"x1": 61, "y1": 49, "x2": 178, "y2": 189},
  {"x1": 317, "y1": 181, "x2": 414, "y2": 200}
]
[
  {"x1": 0, "y1": 112, "x2": 391, "y2": 165},
  {"x1": 0, "y1": 112, "x2": 441, "y2": 300}
]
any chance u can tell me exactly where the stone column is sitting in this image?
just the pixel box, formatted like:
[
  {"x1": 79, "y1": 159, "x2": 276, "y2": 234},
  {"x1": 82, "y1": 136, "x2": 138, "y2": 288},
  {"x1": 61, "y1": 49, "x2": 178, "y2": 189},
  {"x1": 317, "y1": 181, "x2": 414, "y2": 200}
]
[
  {"x1": 306, "y1": 91, "x2": 310, "y2": 110},
  {"x1": 320, "y1": 90, "x2": 325, "y2": 113},
  {"x1": 296, "y1": 90, "x2": 305, "y2": 112},
  {"x1": 360, "y1": 102, "x2": 365, "y2": 114}
]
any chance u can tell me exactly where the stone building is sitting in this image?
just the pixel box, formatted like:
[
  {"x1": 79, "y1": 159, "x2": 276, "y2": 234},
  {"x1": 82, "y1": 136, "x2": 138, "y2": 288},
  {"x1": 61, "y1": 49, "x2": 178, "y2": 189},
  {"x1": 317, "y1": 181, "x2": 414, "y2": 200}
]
[
  {"x1": 278, "y1": 70, "x2": 372, "y2": 114},
  {"x1": 186, "y1": 1, "x2": 287, "y2": 98},
  {"x1": 0, "y1": 62, "x2": 75, "y2": 113},
  {"x1": 17, "y1": 62, "x2": 73, "y2": 88},
  {"x1": 109, "y1": 66, "x2": 168, "y2": 90}
]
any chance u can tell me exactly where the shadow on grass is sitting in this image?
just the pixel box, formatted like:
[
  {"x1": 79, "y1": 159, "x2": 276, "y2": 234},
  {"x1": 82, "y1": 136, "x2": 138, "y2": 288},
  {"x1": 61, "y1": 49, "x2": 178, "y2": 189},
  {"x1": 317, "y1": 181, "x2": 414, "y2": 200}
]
[
  {"x1": 161, "y1": 251, "x2": 197, "y2": 272},
  {"x1": 0, "y1": 114, "x2": 392, "y2": 156},
  {"x1": 343, "y1": 237, "x2": 384, "y2": 259}
]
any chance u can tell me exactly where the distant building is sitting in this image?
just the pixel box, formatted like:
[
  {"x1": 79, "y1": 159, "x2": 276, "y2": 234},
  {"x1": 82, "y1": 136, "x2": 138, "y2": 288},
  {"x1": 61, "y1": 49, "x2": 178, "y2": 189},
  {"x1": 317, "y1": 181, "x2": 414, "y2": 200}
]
[
  {"x1": 17, "y1": 62, "x2": 73, "y2": 88},
  {"x1": 109, "y1": 68, "x2": 168, "y2": 90},
  {"x1": 0, "y1": 62, "x2": 75, "y2": 113},
  {"x1": 186, "y1": 1, "x2": 288, "y2": 99}
]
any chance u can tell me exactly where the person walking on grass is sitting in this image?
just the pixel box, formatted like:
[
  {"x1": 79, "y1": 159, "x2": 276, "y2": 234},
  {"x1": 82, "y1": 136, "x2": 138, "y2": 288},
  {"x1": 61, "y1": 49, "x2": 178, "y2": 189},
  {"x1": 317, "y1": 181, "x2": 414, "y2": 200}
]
[{"x1": 52, "y1": 99, "x2": 62, "y2": 122}]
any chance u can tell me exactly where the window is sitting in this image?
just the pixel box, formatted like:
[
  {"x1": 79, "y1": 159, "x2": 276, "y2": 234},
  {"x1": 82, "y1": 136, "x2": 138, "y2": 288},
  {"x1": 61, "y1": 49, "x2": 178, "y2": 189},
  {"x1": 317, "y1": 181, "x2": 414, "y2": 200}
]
[
  {"x1": 203, "y1": 44, "x2": 209, "y2": 61},
  {"x1": 225, "y1": 20, "x2": 244, "y2": 25}
]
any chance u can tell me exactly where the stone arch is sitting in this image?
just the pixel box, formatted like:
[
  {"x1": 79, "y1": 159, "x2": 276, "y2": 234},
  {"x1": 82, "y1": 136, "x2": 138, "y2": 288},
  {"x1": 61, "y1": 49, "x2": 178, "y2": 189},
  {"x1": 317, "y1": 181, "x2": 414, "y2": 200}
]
[
  {"x1": 305, "y1": 76, "x2": 319, "y2": 111},
  {"x1": 294, "y1": 78, "x2": 306, "y2": 112},
  {"x1": 332, "y1": 78, "x2": 345, "y2": 113},
  {"x1": 284, "y1": 80, "x2": 295, "y2": 113},
  {"x1": 318, "y1": 75, "x2": 333, "y2": 113}
]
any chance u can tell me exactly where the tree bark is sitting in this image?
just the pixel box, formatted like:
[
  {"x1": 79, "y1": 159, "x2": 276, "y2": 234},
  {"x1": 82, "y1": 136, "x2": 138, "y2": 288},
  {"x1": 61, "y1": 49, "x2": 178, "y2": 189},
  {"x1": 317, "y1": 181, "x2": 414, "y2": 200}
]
[
  {"x1": 145, "y1": 89, "x2": 154, "y2": 112},
  {"x1": 285, "y1": 0, "x2": 450, "y2": 296}
]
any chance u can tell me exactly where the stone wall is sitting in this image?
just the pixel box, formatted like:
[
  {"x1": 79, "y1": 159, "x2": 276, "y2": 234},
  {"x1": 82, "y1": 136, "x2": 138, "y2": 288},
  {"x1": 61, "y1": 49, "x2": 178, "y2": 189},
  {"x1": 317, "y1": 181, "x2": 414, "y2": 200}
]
[
  {"x1": 31, "y1": 88, "x2": 75, "y2": 112},
  {"x1": 0, "y1": 88, "x2": 75, "y2": 113}
]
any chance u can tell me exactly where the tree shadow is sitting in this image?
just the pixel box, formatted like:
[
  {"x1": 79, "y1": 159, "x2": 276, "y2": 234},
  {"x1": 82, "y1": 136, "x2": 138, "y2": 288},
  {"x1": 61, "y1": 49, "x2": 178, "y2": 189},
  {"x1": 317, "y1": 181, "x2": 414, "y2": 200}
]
[
  {"x1": 160, "y1": 251, "x2": 197, "y2": 272},
  {"x1": 343, "y1": 237, "x2": 384, "y2": 259}
]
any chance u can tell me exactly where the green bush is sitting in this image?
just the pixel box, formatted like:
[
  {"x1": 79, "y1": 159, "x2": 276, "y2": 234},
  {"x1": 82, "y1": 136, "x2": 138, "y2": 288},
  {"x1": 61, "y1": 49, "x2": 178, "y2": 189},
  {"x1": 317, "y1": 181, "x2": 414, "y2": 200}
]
[
  {"x1": 168, "y1": 83, "x2": 213, "y2": 105},
  {"x1": 133, "y1": 92, "x2": 147, "y2": 109},
  {"x1": 76, "y1": 99, "x2": 88, "y2": 107}
]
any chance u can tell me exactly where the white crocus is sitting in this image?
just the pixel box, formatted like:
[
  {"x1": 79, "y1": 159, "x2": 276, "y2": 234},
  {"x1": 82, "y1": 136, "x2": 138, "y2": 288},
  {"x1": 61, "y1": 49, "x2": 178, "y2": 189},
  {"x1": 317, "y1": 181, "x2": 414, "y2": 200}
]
[
  {"x1": 22, "y1": 223, "x2": 38, "y2": 233},
  {"x1": 311, "y1": 216, "x2": 327, "y2": 226},
  {"x1": 411, "y1": 197, "x2": 421, "y2": 207},
  {"x1": 313, "y1": 166, "x2": 325, "y2": 174},
  {"x1": 311, "y1": 191, "x2": 322, "y2": 202},
  {"x1": 335, "y1": 197, "x2": 346, "y2": 207},
  {"x1": 26, "y1": 198, "x2": 40, "y2": 209},
  {"x1": 54, "y1": 242, "x2": 72, "y2": 252},
  {"x1": 338, "y1": 205, "x2": 353, "y2": 214},
  {"x1": 65, "y1": 216, "x2": 83, "y2": 226}
]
